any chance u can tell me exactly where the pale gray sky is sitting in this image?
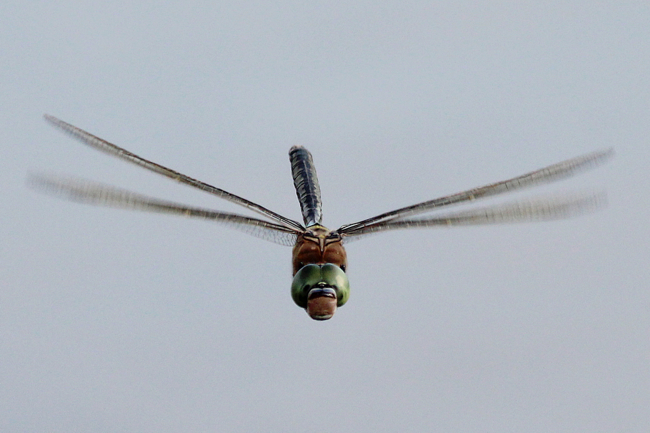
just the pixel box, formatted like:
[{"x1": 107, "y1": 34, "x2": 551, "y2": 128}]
[{"x1": 2, "y1": 2, "x2": 649, "y2": 432}]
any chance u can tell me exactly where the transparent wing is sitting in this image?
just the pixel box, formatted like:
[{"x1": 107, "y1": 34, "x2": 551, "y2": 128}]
[
  {"x1": 338, "y1": 149, "x2": 613, "y2": 234},
  {"x1": 341, "y1": 190, "x2": 606, "y2": 239},
  {"x1": 28, "y1": 174, "x2": 300, "y2": 247},
  {"x1": 44, "y1": 115, "x2": 304, "y2": 232}
]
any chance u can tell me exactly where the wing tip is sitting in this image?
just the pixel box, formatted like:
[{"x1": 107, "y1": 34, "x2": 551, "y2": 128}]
[
  {"x1": 43, "y1": 113, "x2": 60, "y2": 124},
  {"x1": 43, "y1": 114, "x2": 73, "y2": 132},
  {"x1": 590, "y1": 147, "x2": 615, "y2": 164},
  {"x1": 25, "y1": 172, "x2": 69, "y2": 197}
]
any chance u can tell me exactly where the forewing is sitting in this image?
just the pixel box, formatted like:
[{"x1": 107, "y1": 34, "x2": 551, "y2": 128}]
[
  {"x1": 29, "y1": 174, "x2": 300, "y2": 246},
  {"x1": 339, "y1": 149, "x2": 613, "y2": 234},
  {"x1": 341, "y1": 190, "x2": 606, "y2": 238},
  {"x1": 44, "y1": 115, "x2": 304, "y2": 232}
]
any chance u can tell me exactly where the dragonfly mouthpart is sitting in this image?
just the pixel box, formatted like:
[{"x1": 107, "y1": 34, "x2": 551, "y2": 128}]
[{"x1": 306, "y1": 286, "x2": 337, "y2": 320}]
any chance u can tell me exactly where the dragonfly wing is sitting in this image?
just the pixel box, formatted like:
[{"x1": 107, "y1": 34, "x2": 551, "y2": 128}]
[
  {"x1": 29, "y1": 174, "x2": 300, "y2": 246},
  {"x1": 44, "y1": 115, "x2": 304, "y2": 232},
  {"x1": 339, "y1": 149, "x2": 613, "y2": 234},
  {"x1": 341, "y1": 190, "x2": 606, "y2": 238}
]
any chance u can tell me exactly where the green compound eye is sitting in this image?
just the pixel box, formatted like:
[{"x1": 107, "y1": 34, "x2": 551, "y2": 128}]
[{"x1": 291, "y1": 263, "x2": 350, "y2": 309}]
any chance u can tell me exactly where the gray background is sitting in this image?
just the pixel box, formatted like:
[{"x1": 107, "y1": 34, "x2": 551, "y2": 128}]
[{"x1": 2, "y1": 2, "x2": 648, "y2": 432}]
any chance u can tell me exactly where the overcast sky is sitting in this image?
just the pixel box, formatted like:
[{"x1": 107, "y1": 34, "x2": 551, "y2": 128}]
[{"x1": 1, "y1": 2, "x2": 649, "y2": 432}]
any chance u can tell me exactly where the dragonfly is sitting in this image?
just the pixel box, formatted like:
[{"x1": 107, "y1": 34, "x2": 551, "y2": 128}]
[{"x1": 31, "y1": 115, "x2": 613, "y2": 320}]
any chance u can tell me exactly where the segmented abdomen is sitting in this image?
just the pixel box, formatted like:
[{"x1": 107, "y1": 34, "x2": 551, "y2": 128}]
[{"x1": 289, "y1": 146, "x2": 322, "y2": 227}]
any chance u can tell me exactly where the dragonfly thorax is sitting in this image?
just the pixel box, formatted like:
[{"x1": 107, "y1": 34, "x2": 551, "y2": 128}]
[{"x1": 291, "y1": 225, "x2": 347, "y2": 275}]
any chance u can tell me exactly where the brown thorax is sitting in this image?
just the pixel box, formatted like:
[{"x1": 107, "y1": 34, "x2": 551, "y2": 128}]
[{"x1": 291, "y1": 225, "x2": 347, "y2": 275}]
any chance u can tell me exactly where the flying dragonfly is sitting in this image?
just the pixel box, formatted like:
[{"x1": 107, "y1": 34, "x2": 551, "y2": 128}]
[{"x1": 31, "y1": 115, "x2": 613, "y2": 320}]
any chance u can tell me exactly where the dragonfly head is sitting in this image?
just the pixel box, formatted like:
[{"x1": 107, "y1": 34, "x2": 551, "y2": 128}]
[{"x1": 291, "y1": 263, "x2": 350, "y2": 321}]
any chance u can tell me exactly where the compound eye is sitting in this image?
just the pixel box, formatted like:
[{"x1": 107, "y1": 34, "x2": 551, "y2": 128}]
[
  {"x1": 340, "y1": 264, "x2": 346, "y2": 272},
  {"x1": 290, "y1": 264, "x2": 351, "y2": 310},
  {"x1": 320, "y1": 264, "x2": 351, "y2": 307},
  {"x1": 290, "y1": 264, "x2": 322, "y2": 308}
]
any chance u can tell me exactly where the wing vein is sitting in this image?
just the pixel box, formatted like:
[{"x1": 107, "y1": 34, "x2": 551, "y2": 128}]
[
  {"x1": 29, "y1": 174, "x2": 300, "y2": 246},
  {"x1": 339, "y1": 149, "x2": 613, "y2": 234},
  {"x1": 44, "y1": 115, "x2": 304, "y2": 231},
  {"x1": 341, "y1": 190, "x2": 607, "y2": 238}
]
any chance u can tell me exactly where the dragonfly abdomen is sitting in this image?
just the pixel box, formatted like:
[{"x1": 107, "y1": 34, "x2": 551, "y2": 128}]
[{"x1": 289, "y1": 146, "x2": 323, "y2": 227}]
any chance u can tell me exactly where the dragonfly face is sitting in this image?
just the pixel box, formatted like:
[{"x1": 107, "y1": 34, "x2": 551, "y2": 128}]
[
  {"x1": 291, "y1": 263, "x2": 350, "y2": 320},
  {"x1": 33, "y1": 116, "x2": 613, "y2": 321}
]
